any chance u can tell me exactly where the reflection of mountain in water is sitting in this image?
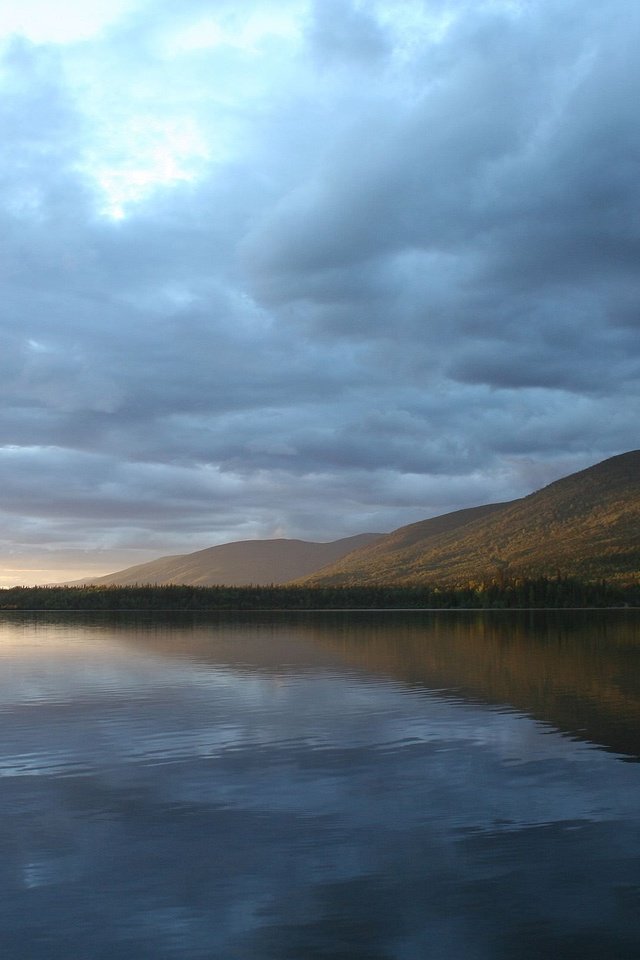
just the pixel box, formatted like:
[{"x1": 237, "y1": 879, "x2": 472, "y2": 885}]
[
  {"x1": 4, "y1": 609, "x2": 640, "y2": 761},
  {"x1": 303, "y1": 611, "x2": 640, "y2": 761},
  {"x1": 135, "y1": 610, "x2": 640, "y2": 762}
]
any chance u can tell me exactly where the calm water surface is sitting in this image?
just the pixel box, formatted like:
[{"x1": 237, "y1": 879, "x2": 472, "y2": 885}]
[{"x1": 1, "y1": 609, "x2": 640, "y2": 959}]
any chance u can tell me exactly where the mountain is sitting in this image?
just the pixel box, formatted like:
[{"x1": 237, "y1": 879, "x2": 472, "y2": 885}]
[
  {"x1": 299, "y1": 451, "x2": 640, "y2": 586},
  {"x1": 70, "y1": 533, "x2": 382, "y2": 587}
]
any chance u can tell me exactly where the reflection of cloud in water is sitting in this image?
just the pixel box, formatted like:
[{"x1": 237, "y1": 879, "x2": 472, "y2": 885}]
[
  {"x1": 1, "y1": 613, "x2": 640, "y2": 957},
  {"x1": 0, "y1": 633, "x2": 636, "y2": 828}
]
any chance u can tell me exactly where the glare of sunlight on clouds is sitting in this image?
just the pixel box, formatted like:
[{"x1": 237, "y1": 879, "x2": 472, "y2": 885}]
[
  {"x1": 84, "y1": 117, "x2": 211, "y2": 220},
  {"x1": 165, "y1": 8, "x2": 303, "y2": 57},
  {"x1": 0, "y1": 569, "x2": 56, "y2": 588},
  {"x1": 0, "y1": 0, "x2": 137, "y2": 44}
]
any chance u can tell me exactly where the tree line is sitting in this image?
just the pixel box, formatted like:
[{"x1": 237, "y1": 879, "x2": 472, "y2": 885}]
[{"x1": 0, "y1": 577, "x2": 637, "y2": 610}]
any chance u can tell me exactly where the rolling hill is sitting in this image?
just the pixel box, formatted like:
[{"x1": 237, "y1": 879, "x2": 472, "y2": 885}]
[
  {"x1": 70, "y1": 533, "x2": 382, "y2": 587},
  {"x1": 299, "y1": 451, "x2": 640, "y2": 587}
]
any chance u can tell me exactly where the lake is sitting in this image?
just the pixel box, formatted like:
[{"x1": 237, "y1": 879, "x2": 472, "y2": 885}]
[{"x1": 1, "y1": 609, "x2": 640, "y2": 959}]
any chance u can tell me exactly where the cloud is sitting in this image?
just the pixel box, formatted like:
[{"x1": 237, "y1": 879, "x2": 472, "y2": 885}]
[
  {"x1": 0, "y1": 0, "x2": 638, "y2": 582},
  {"x1": 308, "y1": 0, "x2": 390, "y2": 68}
]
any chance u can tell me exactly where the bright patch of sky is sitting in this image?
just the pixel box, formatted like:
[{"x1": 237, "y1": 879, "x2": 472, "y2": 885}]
[
  {"x1": 85, "y1": 116, "x2": 211, "y2": 220},
  {"x1": 67, "y1": 5, "x2": 305, "y2": 218},
  {"x1": 0, "y1": 0, "x2": 138, "y2": 44},
  {"x1": 164, "y1": 7, "x2": 303, "y2": 56},
  {"x1": 1, "y1": 0, "x2": 451, "y2": 221}
]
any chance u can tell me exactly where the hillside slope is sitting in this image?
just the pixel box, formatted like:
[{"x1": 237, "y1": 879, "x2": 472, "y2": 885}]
[
  {"x1": 72, "y1": 533, "x2": 382, "y2": 587},
  {"x1": 300, "y1": 451, "x2": 640, "y2": 586}
]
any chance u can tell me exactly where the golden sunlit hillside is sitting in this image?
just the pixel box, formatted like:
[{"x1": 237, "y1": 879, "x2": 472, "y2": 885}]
[{"x1": 298, "y1": 451, "x2": 640, "y2": 587}]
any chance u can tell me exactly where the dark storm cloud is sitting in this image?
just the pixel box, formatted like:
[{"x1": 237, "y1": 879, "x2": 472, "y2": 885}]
[
  {"x1": 244, "y1": 1, "x2": 640, "y2": 379},
  {"x1": 0, "y1": 0, "x2": 638, "y2": 581}
]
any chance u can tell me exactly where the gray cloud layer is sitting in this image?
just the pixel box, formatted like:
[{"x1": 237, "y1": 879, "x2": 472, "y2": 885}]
[{"x1": 0, "y1": 0, "x2": 638, "y2": 582}]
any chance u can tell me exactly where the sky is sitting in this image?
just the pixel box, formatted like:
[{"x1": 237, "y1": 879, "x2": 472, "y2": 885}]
[{"x1": 0, "y1": 0, "x2": 638, "y2": 585}]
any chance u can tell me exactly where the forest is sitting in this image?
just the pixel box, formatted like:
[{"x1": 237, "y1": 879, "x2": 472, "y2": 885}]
[{"x1": 0, "y1": 577, "x2": 637, "y2": 610}]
